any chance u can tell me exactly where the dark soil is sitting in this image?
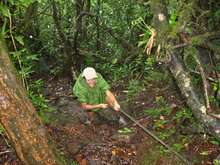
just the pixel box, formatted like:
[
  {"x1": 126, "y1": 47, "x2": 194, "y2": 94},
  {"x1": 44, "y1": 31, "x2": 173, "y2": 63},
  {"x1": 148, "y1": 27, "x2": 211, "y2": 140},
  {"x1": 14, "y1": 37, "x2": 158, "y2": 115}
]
[{"x1": 0, "y1": 78, "x2": 219, "y2": 165}]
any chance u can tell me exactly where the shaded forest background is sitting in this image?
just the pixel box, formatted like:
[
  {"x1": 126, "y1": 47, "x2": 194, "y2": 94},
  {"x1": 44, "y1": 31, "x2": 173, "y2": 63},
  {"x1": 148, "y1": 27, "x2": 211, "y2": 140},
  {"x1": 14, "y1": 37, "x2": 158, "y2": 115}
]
[
  {"x1": 1, "y1": 0, "x2": 219, "y2": 88},
  {"x1": 1, "y1": 0, "x2": 220, "y2": 164}
]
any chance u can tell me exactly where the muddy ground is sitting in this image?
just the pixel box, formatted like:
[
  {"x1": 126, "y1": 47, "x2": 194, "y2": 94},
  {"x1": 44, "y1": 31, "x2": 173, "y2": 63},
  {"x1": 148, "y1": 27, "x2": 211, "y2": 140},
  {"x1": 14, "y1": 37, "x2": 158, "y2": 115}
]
[{"x1": 0, "y1": 78, "x2": 219, "y2": 165}]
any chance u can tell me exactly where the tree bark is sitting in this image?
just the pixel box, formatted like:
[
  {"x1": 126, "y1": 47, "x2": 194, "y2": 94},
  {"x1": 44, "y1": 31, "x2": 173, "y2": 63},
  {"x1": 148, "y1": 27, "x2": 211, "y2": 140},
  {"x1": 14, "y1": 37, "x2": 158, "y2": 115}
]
[{"x1": 0, "y1": 41, "x2": 63, "y2": 165}]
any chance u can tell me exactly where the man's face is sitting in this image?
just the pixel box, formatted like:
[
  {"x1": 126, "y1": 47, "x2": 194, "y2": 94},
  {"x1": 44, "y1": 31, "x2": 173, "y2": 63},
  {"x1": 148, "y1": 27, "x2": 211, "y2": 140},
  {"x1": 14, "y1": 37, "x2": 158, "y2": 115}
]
[{"x1": 86, "y1": 78, "x2": 96, "y2": 88}]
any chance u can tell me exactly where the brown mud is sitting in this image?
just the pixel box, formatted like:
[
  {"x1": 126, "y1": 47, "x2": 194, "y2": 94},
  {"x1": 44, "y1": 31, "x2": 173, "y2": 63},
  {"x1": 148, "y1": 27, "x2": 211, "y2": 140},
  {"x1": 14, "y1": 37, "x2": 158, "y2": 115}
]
[{"x1": 0, "y1": 78, "x2": 219, "y2": 165}]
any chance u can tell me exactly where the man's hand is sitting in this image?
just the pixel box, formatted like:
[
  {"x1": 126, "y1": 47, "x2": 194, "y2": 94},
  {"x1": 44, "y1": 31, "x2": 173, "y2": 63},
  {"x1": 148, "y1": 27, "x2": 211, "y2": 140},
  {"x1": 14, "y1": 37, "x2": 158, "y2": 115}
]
[
  {"x1": 113, "y1": 101, "x2": 120, "y2": 111},
  {"x1": 99, "y1": 104, "x2": 108, "y2": 109}
]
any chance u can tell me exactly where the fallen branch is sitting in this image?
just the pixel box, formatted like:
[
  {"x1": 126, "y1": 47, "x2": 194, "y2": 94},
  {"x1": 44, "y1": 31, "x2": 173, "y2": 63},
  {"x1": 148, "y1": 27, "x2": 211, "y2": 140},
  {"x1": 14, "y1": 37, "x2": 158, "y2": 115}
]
[
  {"x1": 194, "y1": 52, "x2": 211, "y2": 111},
  {"x1": 0, "y1": 150, "x2": 12, "y2": 155},
  {"x1": 188, "y1": 70, "x2": 216, "y2": 83}
]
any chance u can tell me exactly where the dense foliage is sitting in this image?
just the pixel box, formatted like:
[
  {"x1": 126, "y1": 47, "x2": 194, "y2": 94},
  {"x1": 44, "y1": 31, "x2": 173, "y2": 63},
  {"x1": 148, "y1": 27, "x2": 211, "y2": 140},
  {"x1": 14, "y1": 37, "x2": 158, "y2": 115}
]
[
  {"x1": 1, "y1": 0, "x2": 220, "y2": 164},
  {"x1": 1, "y1": 0, "x2": 220, "y2": 120}
]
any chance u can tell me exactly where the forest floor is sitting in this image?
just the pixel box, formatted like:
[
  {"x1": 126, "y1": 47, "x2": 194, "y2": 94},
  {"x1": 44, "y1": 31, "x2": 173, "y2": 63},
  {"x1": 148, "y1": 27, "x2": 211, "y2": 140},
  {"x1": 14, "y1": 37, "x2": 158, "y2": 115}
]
[{"x1": 0, "y1": 77, "x2": 219, "y2": 165}]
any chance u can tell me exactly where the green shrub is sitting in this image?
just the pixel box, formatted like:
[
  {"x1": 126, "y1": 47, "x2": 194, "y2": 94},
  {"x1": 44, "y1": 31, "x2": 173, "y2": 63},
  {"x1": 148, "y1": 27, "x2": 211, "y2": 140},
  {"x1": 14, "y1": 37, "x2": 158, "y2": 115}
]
[
  {"x1": 28, "y1": 79, "x2": 53, "y2": 123},
  {"x1": 127, "y1": 79, "x2": 145, "y2": 98},
  {"x1": 174, "y1": 107, "x2": 193, "y2": 123}
]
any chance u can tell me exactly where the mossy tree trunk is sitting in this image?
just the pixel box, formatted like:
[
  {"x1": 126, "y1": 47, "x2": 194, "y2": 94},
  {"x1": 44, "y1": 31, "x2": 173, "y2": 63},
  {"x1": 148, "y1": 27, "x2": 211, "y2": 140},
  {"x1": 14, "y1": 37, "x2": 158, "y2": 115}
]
[
  {"x1": 0, "y1": 41, "x2": 63, "y2": 165},
  {"x1": 169, "y1": 54, "x2": 220, "y2": 139},
  {"x1": 149, "y1": 0, "x2": 220, "y2": 140}
]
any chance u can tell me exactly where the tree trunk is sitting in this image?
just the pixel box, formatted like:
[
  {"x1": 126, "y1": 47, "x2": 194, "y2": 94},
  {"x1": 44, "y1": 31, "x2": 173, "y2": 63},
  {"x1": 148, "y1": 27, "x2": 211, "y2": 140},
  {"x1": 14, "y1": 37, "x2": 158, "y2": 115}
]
[
  {"x1": 74, "y1": 0, "x2": 85, "y2": 70},
  {"x1": 83, "y1": 0, "x2": 91, "y2": 39},
  {"x1": 51, "y1": 0, "x2": 75, "y2": 76},
  {"x1": 96, "y1": 0, "x2": 101, "y2": 51},
  {"x1": 149, "y1": 0, "x2": 220, "y2": 140},
  {"x1": 0, "y1": 41, "x2": 63, "y2": 165}
]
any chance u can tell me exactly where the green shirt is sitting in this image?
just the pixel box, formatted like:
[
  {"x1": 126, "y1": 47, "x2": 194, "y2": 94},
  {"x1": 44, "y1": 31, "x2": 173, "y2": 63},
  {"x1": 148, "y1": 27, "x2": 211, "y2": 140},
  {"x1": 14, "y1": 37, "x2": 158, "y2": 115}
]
[{"x1": 73, "y1": 73, "x2": 110, "y2": 105}]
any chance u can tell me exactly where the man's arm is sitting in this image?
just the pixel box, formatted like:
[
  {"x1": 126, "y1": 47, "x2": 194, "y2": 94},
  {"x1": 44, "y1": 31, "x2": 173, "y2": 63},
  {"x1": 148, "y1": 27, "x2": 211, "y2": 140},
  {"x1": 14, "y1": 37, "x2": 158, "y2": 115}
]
[
  {"x1": 81, "y1": 103, "x2": 108, "y2": 110},
  {"x1": 106, "y1": 90, "x2": 120, "y2": 111}
]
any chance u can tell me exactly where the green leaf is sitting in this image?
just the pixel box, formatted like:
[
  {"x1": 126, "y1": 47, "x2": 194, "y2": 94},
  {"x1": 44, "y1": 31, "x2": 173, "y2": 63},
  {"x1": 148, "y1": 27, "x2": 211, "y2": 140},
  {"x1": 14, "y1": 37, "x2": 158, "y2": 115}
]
[
  {"x1": 0, "y1": 5, "x2": 10, "y2": 18},
  {"x1": 112, "y1": 58, "x2": 117, "y2": 64},
  {"x1": 213, "y1": 83, "x2": 218, "y2": 92},
  {"x1": 26, "y1": 54, "x2": 39, "y2": 61},
  {"x1": 19, "y1": 0, "x2": 34, "y2": 7},
  {"x1": 215, "y1": 64, "x2": 220, "y2": 73},
  {"x1": 144, "y1": 108, "x2": 162, "y2": 117},
  {"x1": 8, "y1": 0, "x2": 15, "y2": 5},
  {"x1": 172, "y1": 143, "x2": 184, "y2": 152},
  {"x1": 199, "y1": 151, "x2": 209, "y2": 156},
  {"x1": 1, "y1": 18, "x2": 8, "y2": 38},
  {"x1": 15, "y1": 36, "x2": 24, "y2": 46},
  {"x1": 138, "y1": 40, "x2": 146, "y2": 47},
  {"x1": 210, "y1": 140, "x2": 219, "y2": 146},
  {"x1": 213, "y1": 159, "x2": 220, "y2": 165},
  {"x1": 118, "y1": 127, "x2": 133, "y2": 134}
]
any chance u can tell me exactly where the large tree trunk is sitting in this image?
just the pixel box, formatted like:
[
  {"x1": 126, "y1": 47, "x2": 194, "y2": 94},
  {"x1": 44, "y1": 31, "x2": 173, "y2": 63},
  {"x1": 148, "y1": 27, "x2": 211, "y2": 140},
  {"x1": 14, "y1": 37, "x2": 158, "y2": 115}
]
[
  {"x1": 0, "y1": 41, "x2": 63, "y2": 165},
  {"x1": 149, "y1": 0, "x2": 220, "y2": 140}
]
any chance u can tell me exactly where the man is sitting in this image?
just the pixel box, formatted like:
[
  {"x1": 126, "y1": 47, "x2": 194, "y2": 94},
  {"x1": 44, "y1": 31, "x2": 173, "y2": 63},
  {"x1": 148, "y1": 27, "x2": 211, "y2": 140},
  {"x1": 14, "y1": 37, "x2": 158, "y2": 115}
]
[{"x1": 73, "y1": 67, "x2": 126, "y2": 125}]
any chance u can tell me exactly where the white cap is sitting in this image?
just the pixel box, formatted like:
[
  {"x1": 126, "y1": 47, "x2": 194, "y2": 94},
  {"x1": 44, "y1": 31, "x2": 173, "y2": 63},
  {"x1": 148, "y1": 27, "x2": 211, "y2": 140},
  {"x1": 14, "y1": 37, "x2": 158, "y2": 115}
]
[{"x1": 82, "y1": 67, "x2": 97, "y2": 80}]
